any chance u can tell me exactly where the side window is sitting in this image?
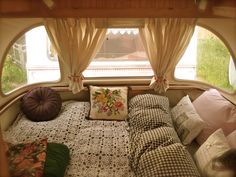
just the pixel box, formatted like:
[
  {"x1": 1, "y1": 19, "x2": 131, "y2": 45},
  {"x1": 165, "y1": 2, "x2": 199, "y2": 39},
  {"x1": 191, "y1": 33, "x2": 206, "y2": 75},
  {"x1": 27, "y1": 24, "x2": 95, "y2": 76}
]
[
  {"x1": 175, "y1": 26, "x2": 236, "y2": 92},
  {"x1": 1, "y1": 26, "x2": 60, "y2": 94}
]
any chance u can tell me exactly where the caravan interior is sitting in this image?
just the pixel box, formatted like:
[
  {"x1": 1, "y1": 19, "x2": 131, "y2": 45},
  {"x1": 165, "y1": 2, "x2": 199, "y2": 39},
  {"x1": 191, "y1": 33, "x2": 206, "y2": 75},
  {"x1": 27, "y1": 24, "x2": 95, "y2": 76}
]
[{"x1": 0, "y1": 0, "x2": 236, "y2": 177}]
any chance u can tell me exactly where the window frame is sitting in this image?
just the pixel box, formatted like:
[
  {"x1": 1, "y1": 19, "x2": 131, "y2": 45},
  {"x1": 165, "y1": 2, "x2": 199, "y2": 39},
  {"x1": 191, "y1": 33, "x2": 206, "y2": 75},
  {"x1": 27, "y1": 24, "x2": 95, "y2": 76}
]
[
  {"x1": 1, "y1": 22, "x2": 236, "y2": 96},
  {"x1": 172, "y1": 24, "x2": 236, "y2": 94},
  {"x1": 0, "y1": 24, "x2": 62, "y2": 96}
]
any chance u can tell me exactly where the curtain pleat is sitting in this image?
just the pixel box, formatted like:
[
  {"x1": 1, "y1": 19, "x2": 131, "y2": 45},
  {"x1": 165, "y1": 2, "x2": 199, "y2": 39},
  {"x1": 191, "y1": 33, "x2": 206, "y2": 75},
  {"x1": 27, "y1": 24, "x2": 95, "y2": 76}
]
[
  {"x1": 44, "y1": 18, "x2": 107, "y2": 94},
  {"x1": 139, "y1": 18, "x2": 196, "y2": 93}
]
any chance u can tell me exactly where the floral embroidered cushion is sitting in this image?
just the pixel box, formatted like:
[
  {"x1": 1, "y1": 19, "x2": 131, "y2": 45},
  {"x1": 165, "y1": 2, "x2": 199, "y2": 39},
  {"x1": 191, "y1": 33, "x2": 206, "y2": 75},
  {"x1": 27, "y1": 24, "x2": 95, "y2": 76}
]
[
  {"x1": 7, "y1": 139, "x2": 47, "y2": 177},
  {"x1": 89, "y1": 86, "x2": 128, "y2": 120}
]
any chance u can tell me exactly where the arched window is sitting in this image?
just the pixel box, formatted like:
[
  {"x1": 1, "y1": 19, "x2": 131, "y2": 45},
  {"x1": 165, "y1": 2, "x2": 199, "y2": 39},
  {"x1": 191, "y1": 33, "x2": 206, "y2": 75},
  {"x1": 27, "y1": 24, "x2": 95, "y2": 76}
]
[
  {"x1": 1, "y1": 26, "x2": 60, "y2": 94},
  {"x1": 175, "y1": 26, "x2": 236, "y2": 92}
]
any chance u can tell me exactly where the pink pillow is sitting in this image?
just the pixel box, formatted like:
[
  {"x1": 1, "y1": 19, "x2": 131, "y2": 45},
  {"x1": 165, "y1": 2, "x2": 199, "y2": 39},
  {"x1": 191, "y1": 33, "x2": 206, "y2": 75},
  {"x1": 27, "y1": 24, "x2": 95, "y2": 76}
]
[
  {"x1": 227, "y1": 130, "x2": 236, "y2": 148},
  {"x1": 193, "y1": 89, "x2": 236, "y2": 145}
]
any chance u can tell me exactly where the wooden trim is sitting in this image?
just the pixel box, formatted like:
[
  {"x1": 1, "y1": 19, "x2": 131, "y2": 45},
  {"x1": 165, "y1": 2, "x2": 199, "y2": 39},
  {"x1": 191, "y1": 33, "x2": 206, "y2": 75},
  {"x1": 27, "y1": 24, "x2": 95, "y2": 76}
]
[
  {"x1": 213, "y1": 7, "x2": 236, "y2": 18},
  {"x1": 1, "y1": 0, "x2": 235, "y2": 18}
]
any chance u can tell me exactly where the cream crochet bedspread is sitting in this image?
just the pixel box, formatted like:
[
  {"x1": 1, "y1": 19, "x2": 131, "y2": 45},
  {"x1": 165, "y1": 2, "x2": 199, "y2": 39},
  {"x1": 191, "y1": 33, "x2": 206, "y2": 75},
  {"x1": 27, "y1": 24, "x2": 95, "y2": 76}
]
[{"x1": 4, "y1": 101, "x2": 134, "y2": 177}]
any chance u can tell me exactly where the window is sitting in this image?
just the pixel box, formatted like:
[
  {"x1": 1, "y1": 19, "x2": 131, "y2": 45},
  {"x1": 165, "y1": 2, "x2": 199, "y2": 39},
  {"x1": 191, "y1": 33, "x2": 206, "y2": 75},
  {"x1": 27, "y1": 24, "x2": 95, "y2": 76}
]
[
  {"x1": 175, "y1": 26, "x2": 236, "y2": 92},
  {"x1": 83, "y1": 28, "x2": 153, "y2": 77},
  {"x1": 1, "y1": 26, "x2": 60, "y2": 94}
]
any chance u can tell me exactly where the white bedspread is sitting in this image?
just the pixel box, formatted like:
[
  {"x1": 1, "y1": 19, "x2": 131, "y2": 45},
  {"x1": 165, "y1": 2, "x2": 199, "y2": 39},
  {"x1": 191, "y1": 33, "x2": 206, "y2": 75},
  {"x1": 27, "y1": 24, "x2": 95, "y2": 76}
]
[{"x1": 4, "y1": 101, "x2": 134, "y2": 177}]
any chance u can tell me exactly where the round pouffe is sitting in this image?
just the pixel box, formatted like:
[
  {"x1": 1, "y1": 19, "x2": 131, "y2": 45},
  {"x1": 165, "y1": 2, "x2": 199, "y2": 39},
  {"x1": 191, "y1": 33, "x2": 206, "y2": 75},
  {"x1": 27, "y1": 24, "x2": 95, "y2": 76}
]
[{"x1": 21, "y1": 87, "x2": 62, "y2": 122}]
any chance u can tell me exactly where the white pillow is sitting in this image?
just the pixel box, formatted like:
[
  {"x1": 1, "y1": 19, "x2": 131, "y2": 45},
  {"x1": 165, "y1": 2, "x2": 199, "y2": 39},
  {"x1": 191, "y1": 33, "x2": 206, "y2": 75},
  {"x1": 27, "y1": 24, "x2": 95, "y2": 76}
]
[
  {"x1": 89, "y1": 86, "x2": 128, "y2": 120},
  {"x1": 171, "y1": 95, "x2": 205, "y2": 145},
  {"x1": 194, "y1": 129, "x2": 231, "y2": 174}
]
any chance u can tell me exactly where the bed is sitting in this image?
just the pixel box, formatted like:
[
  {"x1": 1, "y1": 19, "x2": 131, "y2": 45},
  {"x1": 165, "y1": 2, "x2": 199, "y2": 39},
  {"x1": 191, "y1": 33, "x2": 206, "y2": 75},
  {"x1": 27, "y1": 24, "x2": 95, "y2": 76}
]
[
  {"x1": 3, "y1": 101, "x2": 134, "y2": 177},
  {"x1": 3, "y1": 89, "x2": 235, "y2": 177}
]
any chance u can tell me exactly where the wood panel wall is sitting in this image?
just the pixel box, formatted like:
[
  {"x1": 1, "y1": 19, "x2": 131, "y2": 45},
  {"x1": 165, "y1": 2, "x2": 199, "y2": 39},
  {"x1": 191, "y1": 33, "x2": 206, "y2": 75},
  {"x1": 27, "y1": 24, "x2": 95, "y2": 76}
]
[{"x1": 0, "y1": 0, "x2": 235, "y2": 18}]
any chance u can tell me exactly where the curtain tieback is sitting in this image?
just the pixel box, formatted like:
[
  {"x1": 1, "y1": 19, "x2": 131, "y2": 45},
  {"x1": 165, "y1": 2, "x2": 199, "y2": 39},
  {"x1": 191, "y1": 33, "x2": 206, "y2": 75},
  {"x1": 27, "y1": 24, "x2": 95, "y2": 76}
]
[
  {"x1": 68, "y1": 74, "x2": 84, "y2": 82},
  {"x1": 154, "y1": 75, "x2": 168, "y2": 84},
  {"x1": 150, "y1": 75, "x2": 169, "y2": 93}
]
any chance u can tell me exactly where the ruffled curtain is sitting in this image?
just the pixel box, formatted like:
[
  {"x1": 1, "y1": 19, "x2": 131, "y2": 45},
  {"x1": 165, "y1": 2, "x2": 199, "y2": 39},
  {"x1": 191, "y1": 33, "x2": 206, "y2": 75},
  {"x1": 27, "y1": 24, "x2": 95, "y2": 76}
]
[
  {"x1": 44, "y1": 18, "x2": 107, "y2": 94},
  {"x1": 139, "y1": 18, "x2": 196, "y2": 93}
]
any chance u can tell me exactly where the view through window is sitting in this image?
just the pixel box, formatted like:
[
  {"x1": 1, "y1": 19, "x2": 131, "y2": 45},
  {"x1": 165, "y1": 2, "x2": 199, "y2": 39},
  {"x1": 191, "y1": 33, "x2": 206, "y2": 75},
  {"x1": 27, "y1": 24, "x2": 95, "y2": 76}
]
[
  {"x1": 1, "y1": 26, "x2": 60, "y2": 93},
  {"x1": 175, "y1": 26, "x2": 236, "y2": 92},
  {"x1": 83, "y1": 28, "x2": 153, "y2": 77}
]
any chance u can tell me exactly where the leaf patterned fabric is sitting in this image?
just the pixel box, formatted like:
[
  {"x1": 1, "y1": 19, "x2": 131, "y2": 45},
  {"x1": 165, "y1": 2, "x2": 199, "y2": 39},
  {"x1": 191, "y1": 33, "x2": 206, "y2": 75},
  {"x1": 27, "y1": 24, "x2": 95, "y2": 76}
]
[{"x1": 7, "y1": 139, "x2": 47, "y2": 177}]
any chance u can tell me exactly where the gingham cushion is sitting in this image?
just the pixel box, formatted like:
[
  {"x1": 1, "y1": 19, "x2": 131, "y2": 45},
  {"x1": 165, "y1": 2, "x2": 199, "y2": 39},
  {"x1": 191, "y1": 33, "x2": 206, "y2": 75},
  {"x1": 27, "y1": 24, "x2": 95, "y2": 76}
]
[
  {"x1": 129, "y1": 127, "x2": 181, "y2": 171},
  {"x1": 129, "y1": 94, "x2": 169, "y2": 111},
  {"x1": 136, "y1": 143, "x2": 201, "y2": 177},
  {"x1": 128, "y1": 94, "x2": 173, "y2": 140},
  {"x1": 128, "y1": 108, "x2": 173, "y2": 140}
]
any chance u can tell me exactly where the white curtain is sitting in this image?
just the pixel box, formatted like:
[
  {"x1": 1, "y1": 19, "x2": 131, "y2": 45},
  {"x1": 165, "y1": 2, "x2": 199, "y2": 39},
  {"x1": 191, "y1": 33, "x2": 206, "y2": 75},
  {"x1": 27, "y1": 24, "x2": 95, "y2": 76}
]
[
  {"x1": 139, "y1": 18, "x2": 196, "y2": 93},
  {"x1": 44, "y1": 18, "x2": 107, "y2": 94}
]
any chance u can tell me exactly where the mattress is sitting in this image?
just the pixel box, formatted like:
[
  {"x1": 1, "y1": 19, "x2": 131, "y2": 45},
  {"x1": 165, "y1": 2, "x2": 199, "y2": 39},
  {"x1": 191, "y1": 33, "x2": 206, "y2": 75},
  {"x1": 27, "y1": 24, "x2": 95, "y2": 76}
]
[{"x1": 3, "y1": 101, "x2": 134, "y2": 177}]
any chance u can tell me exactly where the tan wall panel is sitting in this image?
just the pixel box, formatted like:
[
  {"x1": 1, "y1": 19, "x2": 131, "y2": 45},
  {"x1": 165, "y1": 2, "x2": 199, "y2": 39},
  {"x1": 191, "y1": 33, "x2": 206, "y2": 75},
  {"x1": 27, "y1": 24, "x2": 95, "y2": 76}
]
[
  {"x1": 0, "y1": 100, "x2": 20, "y2": 131},
  {"x1": 0, "y1": 18, "x2": 42, "y2": 63}
]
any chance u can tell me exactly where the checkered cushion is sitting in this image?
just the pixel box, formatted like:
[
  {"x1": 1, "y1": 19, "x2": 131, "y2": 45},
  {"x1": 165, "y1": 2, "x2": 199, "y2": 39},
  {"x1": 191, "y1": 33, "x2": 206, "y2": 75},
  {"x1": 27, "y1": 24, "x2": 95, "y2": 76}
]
[
  {"x1": 136, "y1": 143, "x2": 201, "y2": 177},
  {"x1": 129, "y1": 127, "x2": 181, "y2": 171},
  {"x1": 128, "y1": 108, "x2": 173, "y2": 140},
  {"x1": 128, "y1": 94, "x2": 173, "y2": 140},
  {"x1": 129, "y1": 94, "x2": 169, "y2": 111}
]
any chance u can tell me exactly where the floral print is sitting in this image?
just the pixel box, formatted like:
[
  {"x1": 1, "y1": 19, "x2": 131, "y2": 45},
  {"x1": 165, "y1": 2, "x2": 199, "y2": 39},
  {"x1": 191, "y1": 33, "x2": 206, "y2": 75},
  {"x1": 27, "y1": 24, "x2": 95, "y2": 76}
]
[
  {"x1": 7, "y1": 139, "x2": 47, "y2": 177},
  {"x1": 92, "y1": 88, "x2": 125, "y2": 116}
]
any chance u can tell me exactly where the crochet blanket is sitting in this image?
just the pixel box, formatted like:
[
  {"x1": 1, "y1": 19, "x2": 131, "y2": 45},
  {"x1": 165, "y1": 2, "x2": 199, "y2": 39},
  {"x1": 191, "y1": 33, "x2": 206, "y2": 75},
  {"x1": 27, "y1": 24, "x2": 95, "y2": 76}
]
[{"x1": 4, "y1": 101, "x2": 134, "y2": 177}]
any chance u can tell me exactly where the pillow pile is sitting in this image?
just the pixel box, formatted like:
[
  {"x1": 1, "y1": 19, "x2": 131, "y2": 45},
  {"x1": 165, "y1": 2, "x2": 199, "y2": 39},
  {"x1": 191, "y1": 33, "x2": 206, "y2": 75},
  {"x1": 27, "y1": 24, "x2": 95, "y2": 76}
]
[
  {"x1": 171, "y1": 95, "x2": 205, "y2": 145},
  {"x1": 172, "y1": 89, "x2": 236, "y2": 148},
  {"x1": 169, "y1": 89, "x2": 236, "y2": 176},
  {"x1": 89, "y1": 86, "x2": 128, "y2": 120},
  {"x1": 127, "y1": 94, "x2": 201, "y2": 177}
]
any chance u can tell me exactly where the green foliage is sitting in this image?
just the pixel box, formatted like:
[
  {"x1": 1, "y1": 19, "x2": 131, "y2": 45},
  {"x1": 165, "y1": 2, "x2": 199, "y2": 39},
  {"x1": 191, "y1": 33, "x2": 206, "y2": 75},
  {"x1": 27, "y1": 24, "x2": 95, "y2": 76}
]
[
  {"x1": 196, "y1": 36, "x2": 234, "y2": 92},
  {"x1": 1, "y1": 55, "x2": 27, "y2": 93}
]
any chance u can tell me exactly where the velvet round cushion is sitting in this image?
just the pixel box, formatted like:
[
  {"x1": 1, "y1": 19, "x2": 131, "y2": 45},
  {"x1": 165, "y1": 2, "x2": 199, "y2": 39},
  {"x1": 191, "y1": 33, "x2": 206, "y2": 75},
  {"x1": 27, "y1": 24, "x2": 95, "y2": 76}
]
[{"x1": 21, "y1": 87, "x2": 62, "y2": 122}]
